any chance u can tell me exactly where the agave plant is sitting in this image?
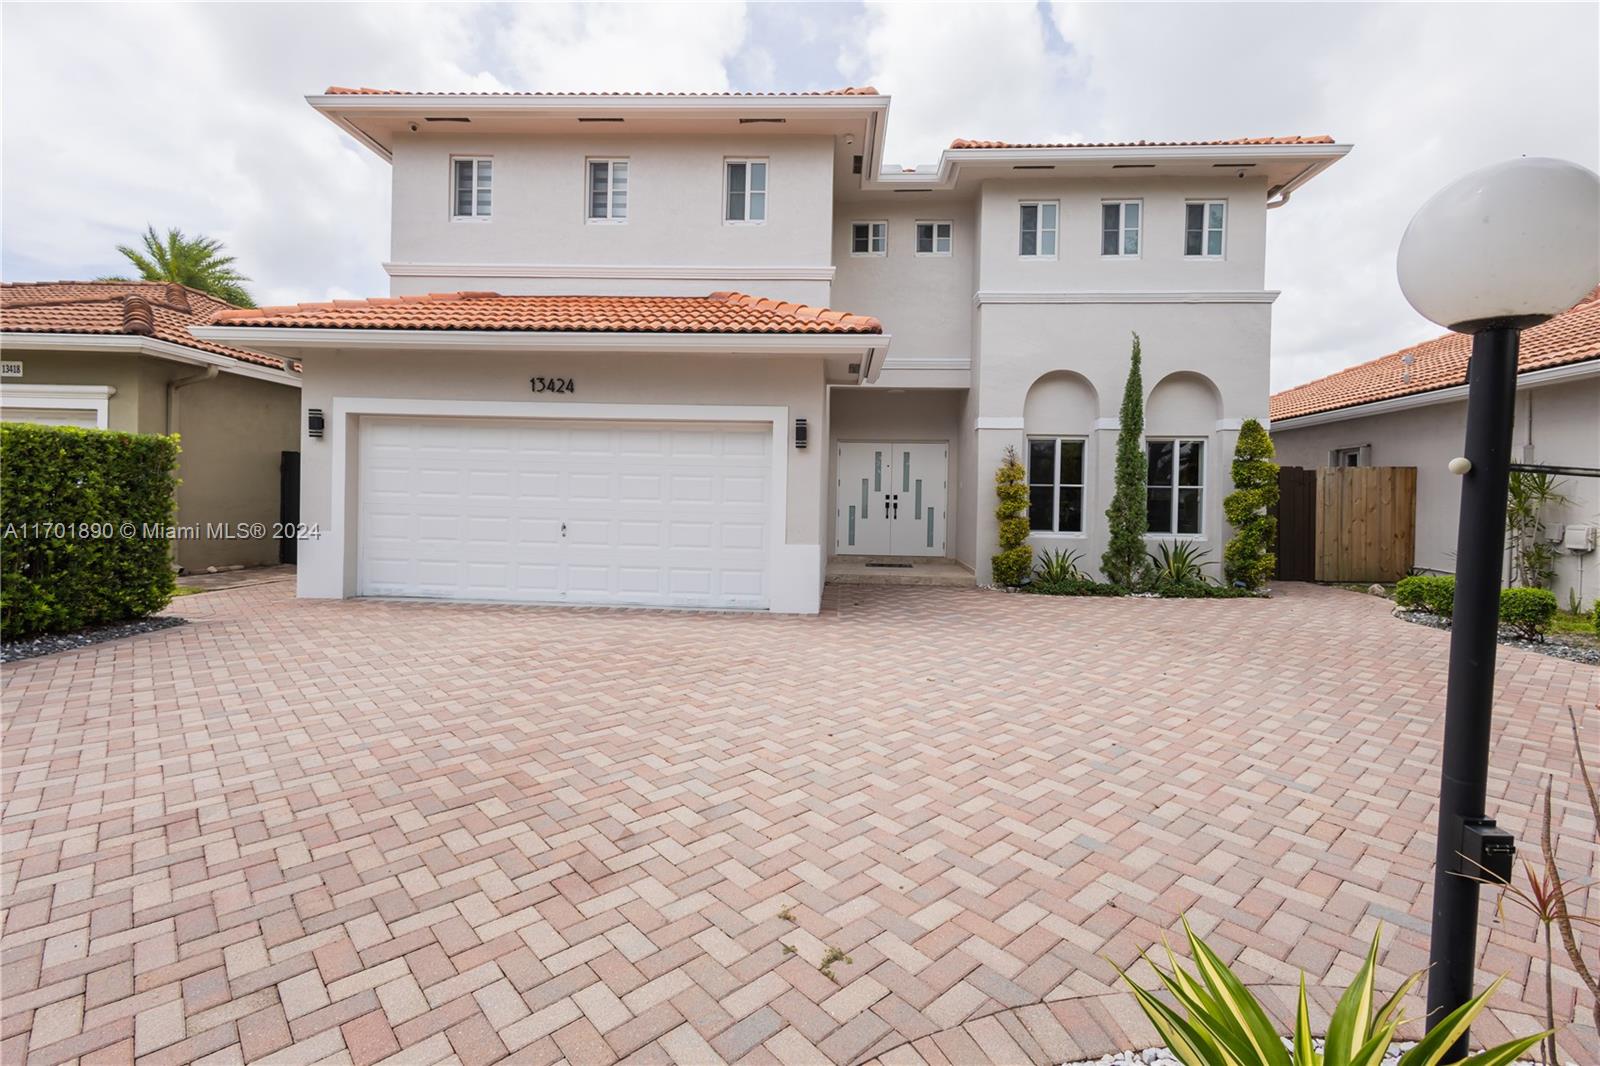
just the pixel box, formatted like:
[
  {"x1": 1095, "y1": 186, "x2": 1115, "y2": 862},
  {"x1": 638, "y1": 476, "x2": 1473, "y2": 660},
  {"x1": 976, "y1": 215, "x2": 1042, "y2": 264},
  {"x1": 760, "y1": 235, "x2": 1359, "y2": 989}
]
[
  {"x1": 1035, "y1": 547, "x2": 1087, "y2": 584},
  {"x1": 1121, "y1": 919, "x2": 1547, "y2": 1066},
  {"x1": 1147, "y1": 541, "x2": 1214, "y2": 591}
]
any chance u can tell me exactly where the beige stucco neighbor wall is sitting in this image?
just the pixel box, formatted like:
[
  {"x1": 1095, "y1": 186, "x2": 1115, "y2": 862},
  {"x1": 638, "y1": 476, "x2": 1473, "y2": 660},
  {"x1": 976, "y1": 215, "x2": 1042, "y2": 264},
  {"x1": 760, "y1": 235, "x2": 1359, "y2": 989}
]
[
  {"x1": 1272, "y1": 374, "x2": 1600, "y2": 610},
  {"x1": 1, "y1": 347, "x2": 300, "y2": 570},
  {"x1": 826, "y1": 387, "x2": 965, "y2": 560},
  {"x1": 294, "y1": 348, "x2": 829, "y2": 607}
]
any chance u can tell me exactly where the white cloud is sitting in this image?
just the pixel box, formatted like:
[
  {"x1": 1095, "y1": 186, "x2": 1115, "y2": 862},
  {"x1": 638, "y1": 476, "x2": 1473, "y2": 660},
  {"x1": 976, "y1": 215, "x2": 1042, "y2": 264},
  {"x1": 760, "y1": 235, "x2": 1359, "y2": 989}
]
[{"x1": 486, "y1": 3, "x2": 749, "y2": 92}]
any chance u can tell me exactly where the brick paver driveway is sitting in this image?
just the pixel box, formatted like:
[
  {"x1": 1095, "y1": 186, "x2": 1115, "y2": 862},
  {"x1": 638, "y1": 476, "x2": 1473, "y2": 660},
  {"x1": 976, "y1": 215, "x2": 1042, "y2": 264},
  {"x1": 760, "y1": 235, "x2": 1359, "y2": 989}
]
[{"x1": 3, "y1": 582, "x2": 1597, "y2": 1065}]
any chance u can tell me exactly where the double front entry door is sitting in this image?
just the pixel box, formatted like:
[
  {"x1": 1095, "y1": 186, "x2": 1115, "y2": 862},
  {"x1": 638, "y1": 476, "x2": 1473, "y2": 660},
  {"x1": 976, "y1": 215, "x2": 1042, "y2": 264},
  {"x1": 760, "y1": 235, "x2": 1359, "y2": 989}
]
[{"x1": 835, "y1": 442, "x2": 947, "y2": 556}]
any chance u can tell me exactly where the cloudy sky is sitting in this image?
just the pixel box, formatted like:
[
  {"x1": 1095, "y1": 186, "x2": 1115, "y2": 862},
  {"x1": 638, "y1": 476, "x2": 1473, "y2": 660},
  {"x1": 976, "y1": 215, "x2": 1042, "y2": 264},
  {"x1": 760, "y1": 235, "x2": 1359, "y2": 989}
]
[{"x1": 3, "y1": 2, "x2": 1595, "y2": 389}]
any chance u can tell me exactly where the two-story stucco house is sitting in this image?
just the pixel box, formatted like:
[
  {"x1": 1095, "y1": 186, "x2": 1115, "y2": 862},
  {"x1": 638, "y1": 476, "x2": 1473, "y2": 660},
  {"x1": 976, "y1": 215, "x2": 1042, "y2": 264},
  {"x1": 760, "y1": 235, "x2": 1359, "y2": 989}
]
[{"x1": 193, "y1": 86, "x2": 1348, "y2": 614}]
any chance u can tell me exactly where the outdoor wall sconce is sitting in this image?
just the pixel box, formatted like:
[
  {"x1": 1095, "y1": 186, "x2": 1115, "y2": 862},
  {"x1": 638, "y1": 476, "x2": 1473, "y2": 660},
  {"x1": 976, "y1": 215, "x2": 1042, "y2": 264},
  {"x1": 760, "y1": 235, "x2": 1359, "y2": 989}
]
[
  {"x1": 794, "y1": 417, "x2": 808, "y2": 449},
  {"x1": 307, "y1": 409, "x2": 325, "y2": 439}
]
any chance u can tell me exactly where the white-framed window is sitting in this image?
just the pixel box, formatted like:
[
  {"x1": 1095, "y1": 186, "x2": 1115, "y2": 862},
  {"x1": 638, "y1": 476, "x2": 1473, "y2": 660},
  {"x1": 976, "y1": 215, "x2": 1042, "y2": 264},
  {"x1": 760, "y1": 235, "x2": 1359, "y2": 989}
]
[
  {"x1": 452, "y1": 157, "x2": 492, "y2": 219},
  {"x1": 1101, "y1": 200, "x2": 1141, "y2": 257},
  {"x1": 850, "y1": 221, "x2": 887, "y2": 256},
  {"x1": 1185, "y1": 200, "x2": 1226, "y2": 257},
  {"x1": 1147, "y1": 438, "x2": 1205, "y2": 535},
  {"x1": 1019, "y1": 201, "x2": 1058, "y2": 258},
  {"x1": 725, "y1": 159, "x2": 767, "y2": 223},
  {"x1": 0, "y1": 384, "x2": 113, "y2": 429},
  {"x1": 1331, "y1": 446, "x2": 1368, "y2": 468},
  {"x1": 587, "y1": 158, "x2": 628, "y2": 222},
  {"x1": 1027, "y1": 437, "x2": 1086, "y2": 534},
  {"x1": 915, "y1": 220, "x2": 953, "y2": 256}
]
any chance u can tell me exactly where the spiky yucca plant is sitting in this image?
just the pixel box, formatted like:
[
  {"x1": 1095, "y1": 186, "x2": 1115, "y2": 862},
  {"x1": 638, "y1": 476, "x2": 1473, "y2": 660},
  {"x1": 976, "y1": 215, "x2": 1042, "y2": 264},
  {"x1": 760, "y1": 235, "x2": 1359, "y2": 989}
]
[{"x1": 1121, "y1": 919, "x2": 1547, "y2": 1066}]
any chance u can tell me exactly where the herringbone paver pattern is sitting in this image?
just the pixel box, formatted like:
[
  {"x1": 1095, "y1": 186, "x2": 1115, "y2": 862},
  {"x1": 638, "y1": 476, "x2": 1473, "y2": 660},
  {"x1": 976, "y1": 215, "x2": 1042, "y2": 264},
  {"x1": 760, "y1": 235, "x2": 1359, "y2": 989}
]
[{"x1": 2, "y1": 583, "x2": 1595, "y2": 1065}]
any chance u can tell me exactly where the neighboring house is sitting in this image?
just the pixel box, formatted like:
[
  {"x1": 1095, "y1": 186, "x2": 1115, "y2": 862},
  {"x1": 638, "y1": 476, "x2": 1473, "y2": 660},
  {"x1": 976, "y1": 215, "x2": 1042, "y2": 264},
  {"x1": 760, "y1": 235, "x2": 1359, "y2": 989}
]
[
  {"x1": 0, "y1": 281, "x2": 303, "y2": 570},
  {"x1": 1271, "y1": 288, "x2": 1600, "y2": 610},
  {"x1": 191, "y1": 85, "x2": 1348, "y2": 614}
]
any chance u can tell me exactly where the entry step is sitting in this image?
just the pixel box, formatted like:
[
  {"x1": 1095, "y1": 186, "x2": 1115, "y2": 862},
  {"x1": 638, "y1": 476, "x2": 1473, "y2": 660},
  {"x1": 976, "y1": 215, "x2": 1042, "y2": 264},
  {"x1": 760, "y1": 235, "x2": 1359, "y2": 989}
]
[{"x1": 825, "y1": 557, "x2": 973, "y2": 587}]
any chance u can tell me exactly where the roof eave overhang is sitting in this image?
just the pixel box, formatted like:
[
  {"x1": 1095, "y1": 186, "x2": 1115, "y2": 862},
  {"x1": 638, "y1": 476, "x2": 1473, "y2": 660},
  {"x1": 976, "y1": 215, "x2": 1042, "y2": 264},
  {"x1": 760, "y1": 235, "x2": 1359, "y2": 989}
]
[
  {"x1": 188, "y1": 324, "x2": 889, "y2": 381},
  {"x1": 0, "y1": 331, "x2": 301, "y2": 386},
  {"x1": 1269, "y1": 355, "x2": 1600, "y2": 429}
]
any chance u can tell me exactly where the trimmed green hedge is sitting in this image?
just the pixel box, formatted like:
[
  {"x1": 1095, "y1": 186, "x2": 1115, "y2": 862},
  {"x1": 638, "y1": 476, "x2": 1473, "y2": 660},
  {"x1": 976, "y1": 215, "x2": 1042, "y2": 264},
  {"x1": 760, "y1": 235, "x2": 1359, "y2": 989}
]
[
  {"x1": 1393, "y1": 573, "x2": 1562, "y2": 638},
  {"x1": 2, "y1": 423, "x2": 178, "y2": 639}
]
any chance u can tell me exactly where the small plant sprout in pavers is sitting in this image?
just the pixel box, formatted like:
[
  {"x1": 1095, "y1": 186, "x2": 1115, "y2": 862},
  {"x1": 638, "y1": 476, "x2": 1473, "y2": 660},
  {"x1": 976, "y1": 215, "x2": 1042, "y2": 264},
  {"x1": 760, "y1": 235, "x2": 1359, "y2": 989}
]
[
  {"x1": 777, "y1": 905, "x2": 796, "y2": 923},
  {"x1": 819, "y1": 946, "x2": 852, "y2": 983}
]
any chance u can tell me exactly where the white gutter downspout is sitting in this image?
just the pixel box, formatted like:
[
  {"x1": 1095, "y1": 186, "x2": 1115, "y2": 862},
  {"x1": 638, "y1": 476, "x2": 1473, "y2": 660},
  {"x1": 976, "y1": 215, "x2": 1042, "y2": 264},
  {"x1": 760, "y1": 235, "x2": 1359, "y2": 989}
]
[{"x1": 166, "y1": 366, "x2": 217, "y2": 434}]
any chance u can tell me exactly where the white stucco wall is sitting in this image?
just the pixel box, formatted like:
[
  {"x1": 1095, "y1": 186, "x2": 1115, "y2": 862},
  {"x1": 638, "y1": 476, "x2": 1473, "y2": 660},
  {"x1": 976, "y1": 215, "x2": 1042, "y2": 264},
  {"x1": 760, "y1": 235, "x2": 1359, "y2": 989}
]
[
  {"x1": 294, "y1": 348, "x2": 830, "y2": 611},
  {"x1": 829, "y1": 201, "x2": 976, "y2": 361},
  {"x1": 387, "y1": 133, "x2": 835, "y2": 305},
  {"x1": 1272, "y1": 373, "x2": 1600, "y2": 610}
]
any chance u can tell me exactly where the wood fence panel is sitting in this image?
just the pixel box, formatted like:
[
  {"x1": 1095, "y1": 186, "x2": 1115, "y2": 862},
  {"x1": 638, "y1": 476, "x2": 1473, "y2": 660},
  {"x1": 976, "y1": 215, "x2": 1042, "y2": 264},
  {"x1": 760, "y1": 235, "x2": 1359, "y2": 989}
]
[
  {"x1": 1311, "y1": 467, "x2": 1416, "y2": 583},
  {"x1": 1274, "y1": 467, "x2": 1317, "y2": 581}
]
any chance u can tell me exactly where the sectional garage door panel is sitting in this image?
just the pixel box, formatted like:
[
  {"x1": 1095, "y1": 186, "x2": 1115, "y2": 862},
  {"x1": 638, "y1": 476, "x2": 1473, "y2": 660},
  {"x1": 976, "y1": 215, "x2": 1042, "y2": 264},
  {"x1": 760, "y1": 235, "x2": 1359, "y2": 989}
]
[{"x1": 357, "y1": 417, "x2": 771, "y2": 608}]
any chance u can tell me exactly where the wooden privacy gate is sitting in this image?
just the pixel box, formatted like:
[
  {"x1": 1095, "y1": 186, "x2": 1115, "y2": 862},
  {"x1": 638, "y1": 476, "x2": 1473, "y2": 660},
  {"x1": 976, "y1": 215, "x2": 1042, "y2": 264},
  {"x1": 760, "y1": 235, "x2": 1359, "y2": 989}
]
[{"x1": 1274, "y1": 466, "x2": 1417, "y2": 583}]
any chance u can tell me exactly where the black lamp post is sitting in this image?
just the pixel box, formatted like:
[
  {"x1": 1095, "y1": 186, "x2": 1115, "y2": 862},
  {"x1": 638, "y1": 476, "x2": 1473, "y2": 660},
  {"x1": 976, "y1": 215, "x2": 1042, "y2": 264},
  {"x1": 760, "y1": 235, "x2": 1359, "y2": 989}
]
[{"x1": 1396, "y1": 157, "x2": 1599, "y2": 1060}]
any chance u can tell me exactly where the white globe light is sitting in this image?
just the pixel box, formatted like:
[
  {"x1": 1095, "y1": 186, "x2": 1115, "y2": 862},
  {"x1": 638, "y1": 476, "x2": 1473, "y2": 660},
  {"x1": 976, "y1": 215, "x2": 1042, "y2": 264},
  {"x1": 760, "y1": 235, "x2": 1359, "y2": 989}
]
[{"x1": 1397, "y1": 157, "x2": 1600, "y2": 332}]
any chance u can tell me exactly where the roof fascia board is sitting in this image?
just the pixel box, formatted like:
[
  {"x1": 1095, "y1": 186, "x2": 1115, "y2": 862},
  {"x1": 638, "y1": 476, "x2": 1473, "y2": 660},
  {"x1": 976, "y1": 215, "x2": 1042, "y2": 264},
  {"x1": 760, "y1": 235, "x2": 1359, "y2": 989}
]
[
  {"x1": 308, "y1": 93, "x2": 889, "y2": 114},
  {"x1": 1270, "y1": 357, "x2": 1600, "y2": 429},
  {"x1": 188, "y1": 325, "x2": 889, "y2": 358},
  {"x1": 2, "y1": 332, "x2": 301, "y2": 387}
]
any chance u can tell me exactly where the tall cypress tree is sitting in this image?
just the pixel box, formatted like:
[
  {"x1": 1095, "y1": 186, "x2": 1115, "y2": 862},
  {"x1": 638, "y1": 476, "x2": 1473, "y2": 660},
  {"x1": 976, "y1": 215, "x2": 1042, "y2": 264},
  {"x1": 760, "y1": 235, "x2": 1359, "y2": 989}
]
[{"x1": 1101, "y1": 333, "x2": 1148, "y2": 588}]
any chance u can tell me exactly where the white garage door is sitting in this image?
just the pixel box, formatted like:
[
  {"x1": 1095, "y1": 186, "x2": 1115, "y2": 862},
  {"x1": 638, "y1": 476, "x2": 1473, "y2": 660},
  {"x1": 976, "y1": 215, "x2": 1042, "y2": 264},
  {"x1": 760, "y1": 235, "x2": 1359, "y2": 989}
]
[{"x1": 357, "y1": 416, "x2": 772, "y2": 608}]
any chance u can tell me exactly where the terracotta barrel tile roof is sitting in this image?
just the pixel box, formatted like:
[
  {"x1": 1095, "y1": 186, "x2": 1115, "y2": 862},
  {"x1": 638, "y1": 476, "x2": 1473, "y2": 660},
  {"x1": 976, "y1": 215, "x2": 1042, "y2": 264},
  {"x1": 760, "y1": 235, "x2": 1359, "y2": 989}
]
[
  {"x1": 324, "y1": 85, "x2": 879, "y2": 97},
  {"x1": 950, "y1": 135, "x2": 1337, "y2": 150},
  {"x1": 1270, "y1": 287, "x2": 1600, "y2": 422},
  {"x1": 211, "y1": 291, "x2": 884, "y2": 335},
  {"x1": 1, "y1": 280, "x2": 293, "y2": 371}
]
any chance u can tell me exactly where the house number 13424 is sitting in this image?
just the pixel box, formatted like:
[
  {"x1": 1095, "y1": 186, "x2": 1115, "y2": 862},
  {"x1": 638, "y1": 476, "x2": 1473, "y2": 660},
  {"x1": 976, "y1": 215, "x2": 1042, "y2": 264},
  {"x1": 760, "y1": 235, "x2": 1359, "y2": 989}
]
[{"x1": 530, "y1": 376, "x2": 575, "y2": 394}]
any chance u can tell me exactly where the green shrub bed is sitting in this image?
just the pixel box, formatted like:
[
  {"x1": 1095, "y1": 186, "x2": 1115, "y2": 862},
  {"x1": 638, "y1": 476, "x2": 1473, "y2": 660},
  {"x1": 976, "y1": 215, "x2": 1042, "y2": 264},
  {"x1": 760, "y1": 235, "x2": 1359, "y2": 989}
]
[
  {"x1": 1393, "y1": 573, "x2": 1563, "y2": 639},
  {"x1": 1, "y1": 423, "x2": 178, "y2": 639}
]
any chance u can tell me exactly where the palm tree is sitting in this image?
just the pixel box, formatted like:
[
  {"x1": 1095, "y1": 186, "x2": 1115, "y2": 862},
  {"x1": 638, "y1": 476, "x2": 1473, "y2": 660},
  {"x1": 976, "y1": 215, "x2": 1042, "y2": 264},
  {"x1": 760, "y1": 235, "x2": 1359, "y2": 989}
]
[{"x1": 101, "y1": 225, "x2": 256, "y2": 307}]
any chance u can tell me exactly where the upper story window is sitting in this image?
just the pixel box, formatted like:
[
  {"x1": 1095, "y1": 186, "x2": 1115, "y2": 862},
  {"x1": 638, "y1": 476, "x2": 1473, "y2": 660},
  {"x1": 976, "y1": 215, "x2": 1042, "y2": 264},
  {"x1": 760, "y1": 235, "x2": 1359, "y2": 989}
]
[
  {"x1": 725, "y1": 159, "x2": 767, "y2": 223},
  {"x1": 1185, "y1": 201, "x2": 1226, "y2": 257},
  {"x1": 915, "y1": 221, "x2": 953, "y2": 256},
  {"x1": 850, "y1": 221, "x2": 887, "y2": 256},
  {"x1": 1028, "y1": 437, "x2": 1085, "y2": 534},
  {"x1": 1019, "y1": 201, "x2": 1058, "y2": 258},
  {"x1": 587, "y1": 158, "x2": 628, "y2": 222},
  {"x1": 1147, "y1": 439, "x2": 1205, "y2": 535},
  {"x1": 452, "y1": 157, "x2": 492, "y2": 220},
  {"x1": 1102, "y1": 201, "x2": 1141, "y2": 257}
]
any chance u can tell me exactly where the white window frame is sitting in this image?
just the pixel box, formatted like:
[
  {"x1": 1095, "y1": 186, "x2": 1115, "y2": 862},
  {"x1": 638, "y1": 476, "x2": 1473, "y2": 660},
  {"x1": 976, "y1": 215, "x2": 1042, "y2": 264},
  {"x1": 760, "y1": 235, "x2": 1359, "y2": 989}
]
[
  {"x1": 1331, "y1": 445, "x2": 1369, "y2": 468},
  {"x1": 1027, "y1": 436, "x2": 1087, "y2": 535},
  {"x1": 1145, "y1": 437, "x2": 1206, "y2": 537},
  {"x1": 914, "y1": 220, "x2": 953, "y2": 257},
  {"x1": 1184, "y1": 200, "x2": 1227, "y2": 258},
  {"x1": 586, "y1": 158, "x2": 629, "y2": 223},
  {"x1": 849, "y1": 221, "x2": 888, "y2": 257},
  {"x1": 1018, "y1": 201, "x2": 1059, "y2": 259},
  {"x1": 451, "y1": 156, "x2": 493, "y2": 221},
  {"x1": 724, "y1": 158, "x2": 768, "y2": 225},
  {"x1": 1101, "y1": 200, "x2": 1142, "y2": 258},
  {"x1": 0, "y1": 384, "x2": 114, "y2": 428}
]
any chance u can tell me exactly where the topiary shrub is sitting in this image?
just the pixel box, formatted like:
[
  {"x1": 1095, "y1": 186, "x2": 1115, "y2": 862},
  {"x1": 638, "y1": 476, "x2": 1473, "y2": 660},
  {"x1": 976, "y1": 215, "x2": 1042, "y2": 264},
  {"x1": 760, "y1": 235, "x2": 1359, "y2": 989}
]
[
  {"x1": 990, "y1": 446, "x2": 1032, "y2": 587},
  {"x1": 1101, "y1": 332, "x2": 1149, "y2": 588},
  {"x1": 1221, "y1": 418, "x2": 1278, "y2": 589},
  {"x1": 1, "y1": 423, "x2": 178, "y2": 640},
  {"x1": 1500, "y1": 586, "x2": 1558, "y2": 639},
  {"x1": 1395, "y1": 574, "x2": 1455, "y2": 616}
]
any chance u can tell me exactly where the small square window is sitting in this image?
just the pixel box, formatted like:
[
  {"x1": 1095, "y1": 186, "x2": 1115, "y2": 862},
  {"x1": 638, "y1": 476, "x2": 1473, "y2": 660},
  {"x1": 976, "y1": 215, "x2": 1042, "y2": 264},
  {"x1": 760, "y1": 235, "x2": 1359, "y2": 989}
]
[
  {"x1": 1019, "y1": 201, "x2": 1058, "y2": 258},
  {"x1": 726, "y1": 159, "x2": 767, "y2": 223},
  {"x1": 850, "y1": 221, "x2": 887, "y2": 256},
  {"x1": 587, "y1": 158, "x2": 628, "y2": 222},
  {"x1": 1101, "y1": 201, "x2": 1140, "y2": 256},
  {"x1": 1185, "y1": 201, "x2": 1226, "y2": 257},
  {"x1": 452, "y1": 157, "x2": 491, "y2": 219},
  {"x1": 915, "y1": 221, "x2": 953, "y2": 256}
]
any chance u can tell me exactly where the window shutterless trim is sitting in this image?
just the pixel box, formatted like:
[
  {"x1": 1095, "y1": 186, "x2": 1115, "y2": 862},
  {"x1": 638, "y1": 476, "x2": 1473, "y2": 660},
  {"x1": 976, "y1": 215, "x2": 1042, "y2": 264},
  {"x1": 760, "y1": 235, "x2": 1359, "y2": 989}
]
[
  {"x1": 1026, "y1": 436, "x2": 1086, "y2": 534},
  {"x1": 1018, "y1": 201, "x2": 1059, "y2": 259},
  {"x1": 724, "y1": 158, "x2": 769, "y2": 224},
  {"x1": 1144, "y1": 437, "x2": 1206, "y2": 537},
  {"x1": 914, "y1": 220, "x2": 953, "y2": 257},
  {"x1": 450, "y1": 156, "x2": 492, "y2": 221},
  {"x1": 586, "y1": 157, "x2": 629, "y2": 223},
  {"x1": 1184, "y1": 200, "x2": 1227, "y2": 258},
  {"x1": 849, "y1": 220, "x2": 888, "y2": 256},
  {"x1": 1100, "y1": 199, "x2": 1142, "y2": 258}
]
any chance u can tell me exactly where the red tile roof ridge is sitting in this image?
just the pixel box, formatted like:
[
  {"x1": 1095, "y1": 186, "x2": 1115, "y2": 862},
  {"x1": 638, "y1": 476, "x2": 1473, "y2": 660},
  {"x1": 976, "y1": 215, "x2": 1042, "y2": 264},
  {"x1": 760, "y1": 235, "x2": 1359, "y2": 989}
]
[
  {"x1": 2, "y1": 279, "x2": 224, "y2": 315},
  {"x1": 949, "y1": 135, "x2": 1337, "y2": 149},
  {"x1": 324, "y1": 85, "x2": 880, "y2": 97}
]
